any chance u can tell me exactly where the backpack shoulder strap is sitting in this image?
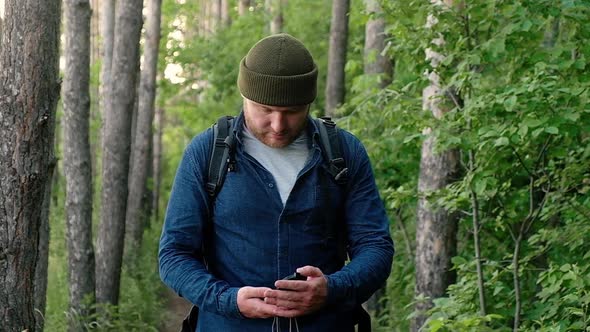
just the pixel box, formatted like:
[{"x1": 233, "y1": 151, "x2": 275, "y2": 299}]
[
  {"x1": 206, "y1": 116, "x2": 236, "y2": 197},
  {"x1": 314, "y1": 117, "x2": 349, "y2": 185}
]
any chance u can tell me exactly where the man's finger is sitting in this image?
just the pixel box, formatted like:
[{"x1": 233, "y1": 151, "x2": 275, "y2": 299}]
[
  {"x1": 273, "y1": 280, "x2": 307, "y2": 292},
  {"x1": 296, "y1": 265, "x2": 324, "y2": 278},
  {"x1": 241, "y1": 286, "x2": 272, "y2": 298}
]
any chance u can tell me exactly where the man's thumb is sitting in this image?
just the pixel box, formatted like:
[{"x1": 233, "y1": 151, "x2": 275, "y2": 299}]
[{"x1": 297, "y1": 265, "x2": 324, "y2": 278}]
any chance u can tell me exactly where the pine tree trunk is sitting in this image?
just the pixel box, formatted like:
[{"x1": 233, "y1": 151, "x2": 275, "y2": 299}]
[
  {"x1": 90, "y1": 0, "x2": 101, "y2": 67},
  {"x1": 325, "y1": 0, "x2": 350, "y2": 117},
  {"x1": 96, "y1": 0, "x2": 144, "y2": 306},
  {"x1": 363, "y1": 0, "x2": 392, "y2": 87},
  {"x1": 0, "y1": 0, "x2": 61, "y2": 329},
  {"x1": 412, "y1": 2, "x2": 461, "y2": 330},
  {"x1": 34, "y1": 162, "x2": 55, "y2": 331},
  {"x1": 125, "y1": 0, "x2": 163, "y2": 264},
  {"x1": 266, "y1": 0, "x2": 283, "y2": 34},
  {"x1": 221, "y1": 0, "x2": 231, "y2": 27},
  {"x1": 238, "y1": 0, "x2": 251, "y2": 16},
  {"x1": 99, "y1": 0, "x2": 115, "y2": 114},
  {"x1": 152, "y1": 107, "x2": 164, "y2": 221},
  {"x1": 211, "y1": 0, "x2": 221, "y2": 33},
  {"x1": 63, "y1": 0, "x2": 96, "y2": 324}
]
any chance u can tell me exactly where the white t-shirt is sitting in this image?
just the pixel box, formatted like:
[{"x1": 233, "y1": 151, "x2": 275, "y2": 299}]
[{"x1": 242, "y1": 127, "x2": 310, "y2": 205}]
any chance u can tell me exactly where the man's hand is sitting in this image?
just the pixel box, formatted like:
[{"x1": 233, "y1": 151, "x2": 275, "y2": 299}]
[
  {"x1": 237, "y1": 286, "x2": 277, "y2": 319},
  {"x1": 263, "y1": 266, "x2": 328, "y2": 318}
]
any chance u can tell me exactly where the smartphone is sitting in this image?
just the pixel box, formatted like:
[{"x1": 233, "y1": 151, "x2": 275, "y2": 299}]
[
  {"x1": 282, "y1": 272, "x2": 306, "y2": 281},
  {"x1": 278, "y1": 272, "x2": 306, "y2": 290}
]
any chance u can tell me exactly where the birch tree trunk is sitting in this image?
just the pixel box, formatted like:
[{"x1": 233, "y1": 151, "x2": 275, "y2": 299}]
[
  {"x1": 412, "y1": 1, "x2": 461, "y2": 330},
  {"x1": 325, "y1": 0, "x2": 350, "y2": 117},
  {"x1": 125, "y1": 0, "x2": 163, "y2": 263},
  {"x1": 0, "y1": 0, "x2": 61, "y2": 329},
  {"x1": 96, "y1": 0, "x2": 143, "y2": 306},
  {"x1": 364, "y1": 0, "x2": 392, "y2": 87},
  {"x1": 63, "y1": 0, "x2": 96, "y2": 325}
]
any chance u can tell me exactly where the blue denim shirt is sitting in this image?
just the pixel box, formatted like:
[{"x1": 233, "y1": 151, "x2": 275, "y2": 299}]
[{"x1": 159, "y1": 113, "x2": 394, "y2": 332}]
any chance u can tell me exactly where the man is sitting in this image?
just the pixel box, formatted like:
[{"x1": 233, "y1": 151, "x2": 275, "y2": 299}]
[{"x1": 159, "y1": 33, "x2": 394, "y2": 332}]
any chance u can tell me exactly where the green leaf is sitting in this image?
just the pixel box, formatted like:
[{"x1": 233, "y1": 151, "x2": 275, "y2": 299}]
[
  {"x1": 429, "y1": 318, "x2": 444, "y2": 332},
  {"x1": 545, "y1": 126, "x2": 559, "y2": 134},
  {"x1": 494, "y1": 137, "x2": 510, "y2": 147},
  {"x1": 518, "y1": 124, "x2": 529, "y2": 137},
  {"x1": 563, "y1": 111, "x2": 581, "y2": 122},
  {"x1": 532, "y1": 128, "x2": 544, "y2": 138},
  {"x1": 504, "y1": 95, "x2": 517, "y2": 111},
  {"x1": 521, "y1": 19, "x2": 532, "y2": 31},
  {"x1": 523, "y1": 117, "x2": 546, "y2": 128}
]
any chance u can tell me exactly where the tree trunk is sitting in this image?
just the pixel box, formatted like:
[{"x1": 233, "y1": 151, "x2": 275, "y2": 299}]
[
  {"x1": 152, "y1": 107, "x2": 164, "y2": 221},
  {"x1": 90, "y1": 0, "x2": 101, "y2": 66},
  {"x1": 0, "y1": 16, "x2": 3, "y2": 50},
  {"x1": 125, "y1": 0, "x2": 163, "y2": 264},
  {"x1": 34, "y1": 161, "x2": 55, "y2": 331},
  {"x1": 238, "y1": 0, "x2": 251, "y2": 16},
  {"x1": 362, "y1": 1, "x2": 393, "y2": 315},
  {"x1": 221, "y1": 0, "x2": 231, "y2": 27},
  {"x1": 266, "y1": 0, "x2": 283, "y2": 34},
  {"x1": 211, "y1": 0, "x2": 221, "y2": 33},
  {"x1": 96, "y1": 0, "x2": 143, "y2": 306},
  {"x1": 99, "y1": 0, "x2": 115, "y2": 113},
  {"x1": 63, "y1": 0, "x2": 96, "y2": 325},
  {"x1": 0, "y1": 0, "x2": 61, "y2": 329},
  {"x1": 325, "y1": 0, "x2": 350, "y2": 117},
  {"x1": 363, "y1": 0, "x2": 392, "y2": 88},
  {"x1": 412, "y1": 2, "x2": 461, "y2": 330}
]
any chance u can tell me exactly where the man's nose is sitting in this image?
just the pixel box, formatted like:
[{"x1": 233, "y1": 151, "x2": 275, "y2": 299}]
[{"x1": 270, "y1": 112, "x2": 287, "y2": 133}]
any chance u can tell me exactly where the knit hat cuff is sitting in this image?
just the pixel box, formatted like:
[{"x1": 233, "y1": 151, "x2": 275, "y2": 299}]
[{"x1": 238, "y1": 57, "x2": 318, "y2": 106}]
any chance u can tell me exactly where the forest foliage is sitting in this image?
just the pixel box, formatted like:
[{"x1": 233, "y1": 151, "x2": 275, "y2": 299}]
[{"x1": 44, "y1": 0, "x2": 590, "y2": 331}]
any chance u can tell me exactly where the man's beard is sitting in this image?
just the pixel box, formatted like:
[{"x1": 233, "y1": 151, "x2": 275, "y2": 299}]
[{"x1": 245, "y1": 117, "x2": 306, "y2": 148}]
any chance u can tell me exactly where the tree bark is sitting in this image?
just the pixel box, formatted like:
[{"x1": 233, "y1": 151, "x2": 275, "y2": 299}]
[
  {"x1": 211, "y1": 0, "x2": 221, "y2": 33},
  {"x1": 125, "y1": 0, "x2": 163, "y2": 264},
  {"x1": 238, "y1": 0, "x2": 251, "y2": 16},
  {"x1": 266, "y1": 0, "x2": 283, "y2": 34},
  {"x1": 63, "y1": 0, "x2": 96, "y2": 325},
  {"x1": 221, "y1": 0, "x2": 231, "y2": 27},
  {"x1": 152, "y1": 107, "x2": 164, "y2": 221},
  {"x1": 96, "y1": 0, "x2": 143, "y2": 306},
  {"x1": 34, "y1": 160, "x2": 55, "y2": 331},
  {"x1": 325, "y1": 0, "x2": 350, "y2": 117},
  {"x1": 412, "y1": 2, "x2": 461, "y2": 330},
  {"x1": 90, "y1": 0, "x2": 100, "y2": 66},
  {"x1": 99, "y1": 0, "x2": 115, "y2": 115},
  {"x1": 363, "y1": 0, "x2": 392, "y2": 88},
  {"x1": 0, "y1": 0, "x2": 61, "y2": 329}
]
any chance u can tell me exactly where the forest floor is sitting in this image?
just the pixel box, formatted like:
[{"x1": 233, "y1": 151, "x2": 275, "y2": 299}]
[{"x1": 159, "y1": 287, "x2": 192, "y2": 332}]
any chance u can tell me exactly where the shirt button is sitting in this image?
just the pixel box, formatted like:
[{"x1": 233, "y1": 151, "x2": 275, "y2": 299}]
[{"x1": 268, "y1": 183, "x2": 274, "y2": 188}]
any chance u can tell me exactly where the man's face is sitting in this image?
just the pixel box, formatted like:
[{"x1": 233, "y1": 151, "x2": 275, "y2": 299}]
[{"x1": 243, "y1": 99, "x2": 309, "y2": 148}]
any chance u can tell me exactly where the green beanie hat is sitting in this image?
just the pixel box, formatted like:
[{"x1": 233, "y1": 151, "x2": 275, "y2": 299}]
[{"x1": 238, "y1": 33, "x2": 318, "y2": 106}]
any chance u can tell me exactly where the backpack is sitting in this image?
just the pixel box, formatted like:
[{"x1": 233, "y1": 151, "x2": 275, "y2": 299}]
[{"x1": 205, "y1": 115, "x2": 349, "y2": 198}]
